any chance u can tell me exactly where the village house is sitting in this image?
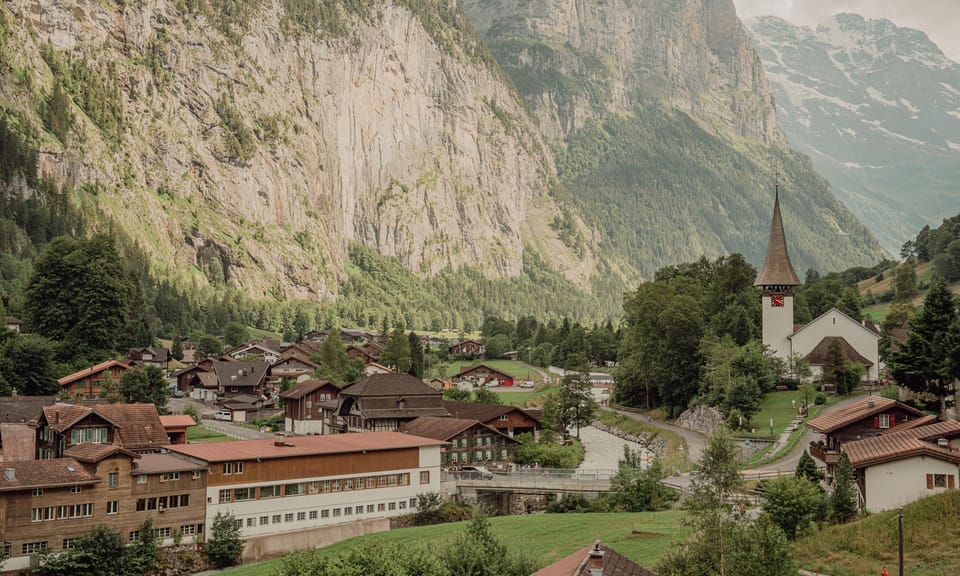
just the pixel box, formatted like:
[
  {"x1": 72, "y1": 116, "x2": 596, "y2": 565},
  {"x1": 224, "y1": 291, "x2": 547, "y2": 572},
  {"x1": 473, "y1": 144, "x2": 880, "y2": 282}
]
[
  {"x1": 330, "y1": 374, "x2": 449, "y2": 433},
  {"x1": 213, "y1": 360, "x2": 270, "y2": 400},
  {"x1": 159, "y1": 414, "x2": 198, "y2": 445},
  {"x1": 452, "y1": 364, "x2": 515, "y2": 387},
  {"x1": 280, "y1": 379, "x2": 342, "y2": 435},
  {"x1": 442, "y1": 400, "x2": 541, "y2": 439},
  {"x1": 33, "y1": 403, "x2": 170, "y2": 459},
  {"x1": 166, "y1": 432, "x2": 443, "y2": 560},
  {"x1": 399, "y1": 416, "x2": 517, "y2": 467},
  {"x1": 842, "y1": 418, "x2": 960, "y2": 511},
  {"x1": 57, "y1": 359, "x2": 130, "y2": 400},
  {"x1": 0, "y1": 446, "x2": 207, "y2": 572},
  {"x1": 226, "y1": 341, "x2": 280, "y2": 364},
  {"x1": 269, "y1": 354, "x2": 318, "y2": 388},
  {"x1": 805, "y1": 395, "x2": 927, "y2": 474},
  {"x1": 345, "y1": 342, "x2": 382, "y2": 364},
  {"x1": 448, "y1": 339, "x2": 484, "y2": 358},
  {"x1": 127, "y1": 347, "x2": 171, "y2": 372}
]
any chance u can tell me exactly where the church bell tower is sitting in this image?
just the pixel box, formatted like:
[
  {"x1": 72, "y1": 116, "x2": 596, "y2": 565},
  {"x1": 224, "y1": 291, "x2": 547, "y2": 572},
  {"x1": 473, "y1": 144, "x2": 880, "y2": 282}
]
[{"x1": 754, "y1": 187, "x2": 801, "y2": 359}]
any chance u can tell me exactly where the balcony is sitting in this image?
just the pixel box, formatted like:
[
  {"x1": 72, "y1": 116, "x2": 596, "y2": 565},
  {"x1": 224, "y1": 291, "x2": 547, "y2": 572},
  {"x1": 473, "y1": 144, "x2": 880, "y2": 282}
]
[{"x1": 809, "y1": 441, "x2": 840, "y2": 465}]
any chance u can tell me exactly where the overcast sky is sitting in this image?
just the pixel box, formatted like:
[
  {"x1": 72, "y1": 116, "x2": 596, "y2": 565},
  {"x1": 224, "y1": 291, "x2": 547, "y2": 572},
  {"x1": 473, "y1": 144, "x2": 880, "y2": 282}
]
[{"x1": 733, "y1": 0, "x2": 960, "y2": 62}]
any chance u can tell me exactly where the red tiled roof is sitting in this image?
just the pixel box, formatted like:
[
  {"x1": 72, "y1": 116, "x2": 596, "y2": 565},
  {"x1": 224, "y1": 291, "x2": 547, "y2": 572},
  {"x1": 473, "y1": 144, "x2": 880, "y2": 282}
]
[
  {"x1": 159, "y1": 415, "x2": 198, "y2": 428},
  {"x1": 166, "y1": 431, "x2": 445, "y2": 463},
  {"x1": 57, "y1": 359, "x2": 130, "y2": 386},
  {"x1": 878, "y1": 414, "x2": 939, "y2": 434},
  {"x1": 843, "y1": 433, "x2": 960, "y2": 468},
  {"x1": 0, "y1": 458, "x2": 98, "y2": 491},
  {"x1": 63, "y1": 443, "x2": 140, "y2": 463},
  {"x1": 805, "y1": 396, "x2": 924, "y2": 434},
  {"x1": 879, "y1": 419, "x2": 960, "y2": 441}
]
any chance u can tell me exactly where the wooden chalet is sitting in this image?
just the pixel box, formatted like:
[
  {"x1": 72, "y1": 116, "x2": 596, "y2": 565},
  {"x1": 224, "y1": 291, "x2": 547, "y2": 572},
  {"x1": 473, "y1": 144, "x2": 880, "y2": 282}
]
[
  {"x1": 400, "y1": 416, "x2": 518, "y2": 466},
  {"x1": 442, "y1": 400, "x2": 540, "y2": 438},
  {"x1": 127, "y1": 347, "x2": 171, "y2": 371},
  {"x1": 806, "y1": 395, "x2": 926, "y2": 473},
  {"x1": 57, "y1": 360, "x2": 130, "y2": 400},
  {"x1": 270, "y1": 354, "x2": 319, "y2": 386},
  {"x1": 226, "y1": 341, "x2": 280, "y2": 364},
  {"x1": 449, "y1": 339, "x2": 484, "y2": 357},
  {"x1": 0, "y1": 448, "x2": 206, "y2": 571},
  {"x1": 331, "y1": 373, "x2": 449, "y2": 433},
  {"x1": 452, "y1": 364, "x2": 515, "y2": 387},
  {"x1": 33, "y1": 403, "x2": 170, "y2": 459},
  {"x1": 280, "y1": 379, "x2": 342, "y2": 435},
  {"x1": 213, "y1": 360, "x2": 270, "y2": 400}
]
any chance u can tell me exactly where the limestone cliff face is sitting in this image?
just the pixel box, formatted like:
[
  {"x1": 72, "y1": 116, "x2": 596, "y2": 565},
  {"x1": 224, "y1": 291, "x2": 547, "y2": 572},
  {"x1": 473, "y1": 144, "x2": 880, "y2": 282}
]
[
  {"x1": 3, "y1": 0, "x2": 578, "y2": 298},
  {"x1": 460, "y1": 0, "x2": 786, "y2": 147}
]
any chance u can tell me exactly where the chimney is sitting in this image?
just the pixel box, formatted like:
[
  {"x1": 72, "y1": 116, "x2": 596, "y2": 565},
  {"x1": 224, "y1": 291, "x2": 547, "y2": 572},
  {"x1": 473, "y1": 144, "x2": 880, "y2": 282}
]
[
  {"x1": 588, "y1": 541, "x2": 604, "y2": 576},
  {"x1": 274, "y1": 434, "x2": 287, "y2": 447},
  {"x1": 4, "y1": 468, "x2": 15, "y2": 481},
  {"x1": 866, "y1": 399, "x2": 874, "y2": 408},
  {"x1": 938, "y1": 438, "x2": 949, "y2": 448}
]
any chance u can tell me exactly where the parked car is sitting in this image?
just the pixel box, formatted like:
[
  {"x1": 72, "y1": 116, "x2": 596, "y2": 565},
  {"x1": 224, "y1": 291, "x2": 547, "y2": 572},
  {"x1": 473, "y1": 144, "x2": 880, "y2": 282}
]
[
  {"x1": 214, "y1": 410, "x2": 232, "y2": 421},
  {"x1": 518, "y1": 380, "x2": 535, "y2": 388},
  {"x1": 460, "y1": 465, "x2": 494, "y2": 480}
]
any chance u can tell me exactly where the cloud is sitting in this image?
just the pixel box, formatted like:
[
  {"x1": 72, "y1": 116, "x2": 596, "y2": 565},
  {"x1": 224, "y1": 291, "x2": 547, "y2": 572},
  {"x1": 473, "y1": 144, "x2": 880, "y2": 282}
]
[{"x1": 733, "y1": 0, "x2": 960, "y2": 60}]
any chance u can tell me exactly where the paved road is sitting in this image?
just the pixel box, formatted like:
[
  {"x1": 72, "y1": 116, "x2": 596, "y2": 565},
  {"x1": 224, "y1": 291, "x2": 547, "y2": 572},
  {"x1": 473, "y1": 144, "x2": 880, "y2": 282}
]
[{"x1": 197, "y1": 418, "x2": 275, "y2": 440}]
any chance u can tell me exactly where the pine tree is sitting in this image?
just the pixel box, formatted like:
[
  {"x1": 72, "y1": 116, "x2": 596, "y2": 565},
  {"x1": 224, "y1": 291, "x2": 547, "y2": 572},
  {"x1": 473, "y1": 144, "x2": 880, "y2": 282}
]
[
  {"x1": 889, "y1": 279, "x2": 959, "y2": 417},
  {"x1": 408, "y1": 331, "x2": 424, "y2": 379},
  {"x1": 830, "y1": 452, "x2": 858, "y2": 523},
  {"x1": 380, "y1": 322, "x2": 411, "y2": 373},
  {"x1": 795, "y1": 450, "x2": 824, "y2": 484}
]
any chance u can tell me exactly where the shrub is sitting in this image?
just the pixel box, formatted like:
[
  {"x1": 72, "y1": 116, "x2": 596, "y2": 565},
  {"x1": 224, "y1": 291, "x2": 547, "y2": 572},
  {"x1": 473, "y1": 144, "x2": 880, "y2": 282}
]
[{"x1": 814, "y1": 392, "x2": 827, "y2": 405}]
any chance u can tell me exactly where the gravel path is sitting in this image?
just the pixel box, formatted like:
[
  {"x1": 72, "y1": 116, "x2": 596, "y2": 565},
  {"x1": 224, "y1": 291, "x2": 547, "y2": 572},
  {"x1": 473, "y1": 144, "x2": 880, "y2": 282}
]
[{"x1": 576, "y1": 425, "x2": 654, "y2": 471}]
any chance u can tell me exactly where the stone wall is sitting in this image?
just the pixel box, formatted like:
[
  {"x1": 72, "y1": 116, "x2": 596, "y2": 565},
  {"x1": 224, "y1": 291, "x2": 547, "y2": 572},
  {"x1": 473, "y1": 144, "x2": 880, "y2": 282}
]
[
  {"x1": 240, "y1": 518, "x2": 391, "y2": 562},
  {"x1": 675, "y1": 405, "x2": 726, "y2": 436}
]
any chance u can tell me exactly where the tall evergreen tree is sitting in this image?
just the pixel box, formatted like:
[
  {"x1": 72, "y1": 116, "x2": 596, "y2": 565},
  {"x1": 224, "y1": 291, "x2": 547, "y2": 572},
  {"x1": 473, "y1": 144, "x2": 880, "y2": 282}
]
[
  {"x1": 795, "y1": 449, "x2": 824, "y2": 484},
  {"x1": 408, "y1": 331, "x2": 425, "y2": 379},
  {"x1": 380, "y1": 322, "x2": 411, "y2": 373},
  {"x1": 830, "y1": 452, "x2": 859, "y2": 523},
  {"x1": 316, "y1": 328, "x2": 350, "y2": 385},
  {"x1": 889, "y1": 279, "x2": 959, "y2": 417}
]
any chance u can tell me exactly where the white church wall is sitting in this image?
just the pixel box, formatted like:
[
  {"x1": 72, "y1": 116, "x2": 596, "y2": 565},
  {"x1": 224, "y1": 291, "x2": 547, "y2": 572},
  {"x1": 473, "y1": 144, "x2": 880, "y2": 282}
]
[{"x1": 790, "y1": 309, "x2": 880, "y2": 381}]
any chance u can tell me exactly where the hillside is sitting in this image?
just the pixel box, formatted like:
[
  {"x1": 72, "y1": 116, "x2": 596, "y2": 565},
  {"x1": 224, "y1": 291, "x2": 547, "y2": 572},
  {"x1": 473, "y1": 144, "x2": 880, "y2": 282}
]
[
  {"x1": 0, "y1": 0, "x2": 884, "y2": 330},
  {"x1": 747, "y1": 14, "x2": 960, "y2": 254},
  {"x1": 792, "y1": 490, "x2": 960, "y2": 576}
]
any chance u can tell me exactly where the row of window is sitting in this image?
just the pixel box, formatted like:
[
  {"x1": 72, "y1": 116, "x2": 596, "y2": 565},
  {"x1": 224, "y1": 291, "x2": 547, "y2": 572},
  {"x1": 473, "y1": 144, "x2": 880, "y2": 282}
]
[
  {"x1": 31, "y1": 503, "x2": 93, "y2": 522},
  {"x1": 450, "y1": 437, "x2": 499, "y2": 447},
  {"x1": 234, "y1": 498, "x2": 419, "y2": 530},
  {"x1": 444, "y1": 450, "x2": 507, "y2": 463},
  {"x1": 135, "y1": 494, "x2": 191, "y2": 511},
  {"x1": 129, "y1": 524, "x2": 203, "y2": 543},
  {"x1": 32, "y1": 485, "x2": 85, "y2": 496},
  {"x1": 217, "y1": 472, "x2": 424, "y2": 504}
]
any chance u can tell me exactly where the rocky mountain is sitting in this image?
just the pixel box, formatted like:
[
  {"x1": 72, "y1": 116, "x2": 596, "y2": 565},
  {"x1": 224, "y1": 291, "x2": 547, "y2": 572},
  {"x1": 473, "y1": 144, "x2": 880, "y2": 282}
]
[
  {"x1": 0, "y1": 0, "x2": 884, "y2": 326},
  {"x1": 746, "y1": 13, "x2": 960, "y2": 254}
]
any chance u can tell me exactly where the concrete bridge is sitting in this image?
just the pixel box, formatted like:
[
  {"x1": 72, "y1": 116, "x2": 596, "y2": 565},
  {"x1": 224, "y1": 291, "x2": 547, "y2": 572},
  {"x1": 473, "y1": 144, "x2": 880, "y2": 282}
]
[{"x1": 442, "y1": 468, "x2": 622, "y2": 514}]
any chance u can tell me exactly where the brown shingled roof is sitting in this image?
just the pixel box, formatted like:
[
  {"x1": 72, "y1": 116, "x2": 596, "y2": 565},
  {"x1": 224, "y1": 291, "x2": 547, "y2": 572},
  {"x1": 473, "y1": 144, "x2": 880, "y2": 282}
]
[
  {"x1": 166, "y1": 431, "x2": 445, "y2": 463},
  {"x1": 803, "y1": 336, "x2": 874, "y2": 367},
  {"x1": 442, "y1": 400, "x2": 523, "y2": 423},
  {"x1": 159, "y1": 415, "x2": 198, "y2": 428},
  {"x1": 280, "y1": 379, "x2": 339, "y2": 400},
  {"x1": 0, "y1": 423, "x2": 36, "y2": 461},
  {"x1": 343, "y1": 373, "x2": 439, "y2": 397},
  {"x1": 879, "y1": 419, "x2": 960, "y2": 441},
  {"x1": 843, "y1": 433, "x2": 960, "y2": 468},
  {"x1": 94, "y1": 403, "x2": 169, "y2": 449},
  {"x1": 63, "y1": 443, "x2": 140, "y2": 463},
  {"x1": 133, "y1": 453, "x2": 207, "y2": 475},
  {"x1": 57, "y1": 359, "x2": 130, "y2": 386},
  {"x1": 400, "y1": 416, "x2": 517, "y2": 444},
  {"x1": 0, "y1": 458, "x2": 98, "y2": 491},
  {"x1": 754, "y1": 191, "x2": 801, "y2": 287},
  {"x1": 805, "y1": 396, "x2": 924, "y2": 434},
  {"x1": 0, "y1": 396, "x2": 57, "y2": 424}
]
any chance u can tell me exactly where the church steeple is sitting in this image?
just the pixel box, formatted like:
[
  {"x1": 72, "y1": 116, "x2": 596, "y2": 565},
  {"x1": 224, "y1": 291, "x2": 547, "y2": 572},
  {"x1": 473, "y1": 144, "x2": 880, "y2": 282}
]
[{"x1": 754, "y1": 186, "x2": 801, "y2": 287}]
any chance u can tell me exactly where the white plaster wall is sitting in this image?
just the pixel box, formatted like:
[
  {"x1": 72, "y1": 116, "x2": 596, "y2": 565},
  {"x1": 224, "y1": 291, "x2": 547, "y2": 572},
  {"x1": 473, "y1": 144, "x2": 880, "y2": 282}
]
[
  {"x1": 790, "y1": 309, "x2": 880, "y2": 381},
  {"x1": 864, "y1": 456, "x2": 958, "y2": 512},
  {"x1": 762, "y1": 294, "x2": 794, "y2": 360}
]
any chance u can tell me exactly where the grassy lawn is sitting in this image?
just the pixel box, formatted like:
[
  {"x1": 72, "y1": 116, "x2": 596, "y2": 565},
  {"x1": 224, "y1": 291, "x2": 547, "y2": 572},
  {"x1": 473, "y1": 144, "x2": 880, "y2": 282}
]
[
  {"x1": 219, "y1": 511, "x2": 689, "y2": 576},
  {"x1": 496, "y1": 383, "x2": 557, "y2": 407},
  {"x1": 186, "y1": 425, "x2": 233, "y2": 443},
  {"x1": 741, "y1": 390, "x2": 805, "y2": 440},
  {"x1": 792, "y1": 491, "x2": 960, "y2": 576}
]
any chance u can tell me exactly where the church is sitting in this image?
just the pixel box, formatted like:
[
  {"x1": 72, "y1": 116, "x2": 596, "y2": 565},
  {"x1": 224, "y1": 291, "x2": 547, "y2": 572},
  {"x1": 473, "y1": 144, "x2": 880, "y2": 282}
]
[{"x1": 755, "y1": 190, "x2": 880, "y2": 382}]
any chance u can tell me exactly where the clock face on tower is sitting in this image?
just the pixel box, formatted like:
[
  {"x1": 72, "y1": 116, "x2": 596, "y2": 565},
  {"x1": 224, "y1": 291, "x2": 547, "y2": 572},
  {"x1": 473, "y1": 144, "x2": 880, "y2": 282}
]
[{"x1": 771, "y1": 295, "x2": 785, "y2": 307}]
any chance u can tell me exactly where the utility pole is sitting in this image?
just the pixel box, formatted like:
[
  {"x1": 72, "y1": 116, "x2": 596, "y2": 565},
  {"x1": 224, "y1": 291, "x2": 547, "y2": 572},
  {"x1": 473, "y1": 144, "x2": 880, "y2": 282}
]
[{"x1": 898, "y1": 507, "x2": 904, "y2": 576}]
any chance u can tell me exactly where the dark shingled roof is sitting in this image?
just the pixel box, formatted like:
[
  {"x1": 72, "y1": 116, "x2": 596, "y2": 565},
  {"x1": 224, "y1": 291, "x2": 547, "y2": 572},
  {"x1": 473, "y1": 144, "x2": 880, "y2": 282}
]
[
  {"x1": 531, "y1": 541, "x2": 659, "y2": 576},
  {"x1": 93, "y1": 403, "x2": 170, "y2": 449},
  {"x1": 754, "y1": 191, "x2": 801, "y2": 287},
  {"x1": 63, "y1": 443, "x2": 140, "y2": 463},
  {"x1": 0, "y1": 423, "x2": 36, "y2": 461},
  {"x1": 400, "y1": 416, "x2": 516, "y2": 443},
  {"x1": 0, "y1": 458, "x2": 98, "y2": 491},
  {"x1": 803, "y1": 336, "x2": 874, "y2": 367},
  {"x1": 442, "y1": 400, "x2": 524, "y2": 423},
  {"x1": 0, "y1": 395, "x2": 57, "y2": 424},
  {"x1": 280, "y1": 379, "x2": 339, "y2": 400},
  {"x1": 342, "y1": 373, "x2": 442, "y2": 397}
]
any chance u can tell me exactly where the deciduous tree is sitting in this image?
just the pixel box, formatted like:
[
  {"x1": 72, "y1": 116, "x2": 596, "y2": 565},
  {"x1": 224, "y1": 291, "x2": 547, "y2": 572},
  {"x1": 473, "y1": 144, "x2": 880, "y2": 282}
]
[{"x1": 204, "y1": 511, "x2": 243, "y2": 568}]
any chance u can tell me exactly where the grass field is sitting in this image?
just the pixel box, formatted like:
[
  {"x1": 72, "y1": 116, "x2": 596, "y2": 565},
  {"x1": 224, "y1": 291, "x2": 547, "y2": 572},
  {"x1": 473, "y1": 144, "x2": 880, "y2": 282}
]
[
  {"x1": 496, "y1": 383, "x2": 557, "y2": 407},
  {"x1": 186, "y1": 425, "x2": 233, "y2": 443},
  {"x1": 741, "y1": 390, "x2": 805, "y2": 440},
  {"x1": 792, "y1": 491, "x2": 960, "y2": 576},
  {"x1": 219, "y1": 511, "x2": 690, "y2": 576}
]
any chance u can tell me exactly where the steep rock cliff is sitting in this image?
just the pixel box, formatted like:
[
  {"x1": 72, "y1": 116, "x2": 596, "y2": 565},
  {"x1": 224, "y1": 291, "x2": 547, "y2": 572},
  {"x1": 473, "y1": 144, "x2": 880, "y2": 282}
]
[{"x1": 1, "y1": 0, "x2": 583, "y2": 299}]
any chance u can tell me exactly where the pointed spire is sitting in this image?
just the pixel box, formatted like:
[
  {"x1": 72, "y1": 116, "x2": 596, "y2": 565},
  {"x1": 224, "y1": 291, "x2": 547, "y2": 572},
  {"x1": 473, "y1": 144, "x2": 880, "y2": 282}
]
[{"x1": 754, "y1": 187, "x2": 801, "y2": 287}]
